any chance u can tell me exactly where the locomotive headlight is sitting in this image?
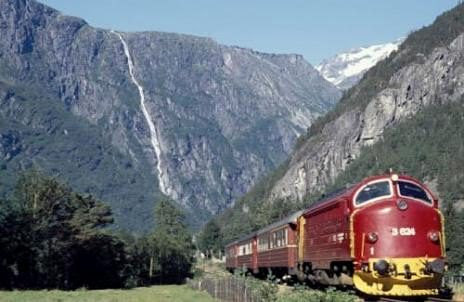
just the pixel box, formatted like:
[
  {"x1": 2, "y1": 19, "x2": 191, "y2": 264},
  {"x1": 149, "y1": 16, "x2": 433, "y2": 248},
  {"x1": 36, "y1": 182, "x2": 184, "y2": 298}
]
[
  {"x1": 367, "y1": 232, "x2": 378, "y2": 243},
  {"x1": 397, "y1": 199, "x2": 408, "y2": 211},
  {"x1": 428, "y1": 231, "x2": 440, "y2": 242},
  {"x1": 373, "y1": 259, "x2": 390, "y2": 276}
]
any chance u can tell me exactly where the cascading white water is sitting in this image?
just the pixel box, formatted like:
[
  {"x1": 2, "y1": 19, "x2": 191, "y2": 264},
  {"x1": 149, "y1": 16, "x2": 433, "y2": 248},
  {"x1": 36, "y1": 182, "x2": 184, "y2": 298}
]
[{"x1": 114, "y1": 31, "x2": 170, "y2": 196}]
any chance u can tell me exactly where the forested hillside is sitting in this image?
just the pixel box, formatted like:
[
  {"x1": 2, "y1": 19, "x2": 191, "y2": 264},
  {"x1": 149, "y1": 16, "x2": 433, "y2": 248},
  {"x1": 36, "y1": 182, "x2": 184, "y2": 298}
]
[
  {"x1": 216, "y1": 3, "x2": 464, "y2": 271},
  {"x1": 328, "y1": 99, "x2": 464, "y2": 270}
]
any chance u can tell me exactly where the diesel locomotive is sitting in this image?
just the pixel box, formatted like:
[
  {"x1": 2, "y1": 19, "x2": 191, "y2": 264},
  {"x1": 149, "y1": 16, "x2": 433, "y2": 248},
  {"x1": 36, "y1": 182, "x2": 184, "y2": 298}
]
[{"x1": 225, "y1": 173, "x2": 446, "y2": 296}]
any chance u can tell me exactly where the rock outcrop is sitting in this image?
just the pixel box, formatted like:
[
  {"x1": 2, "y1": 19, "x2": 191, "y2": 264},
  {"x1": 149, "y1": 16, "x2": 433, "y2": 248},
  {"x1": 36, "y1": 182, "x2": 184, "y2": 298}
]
[{"x1": 271, "y1": 33, "x2": 464, "y2": 201}]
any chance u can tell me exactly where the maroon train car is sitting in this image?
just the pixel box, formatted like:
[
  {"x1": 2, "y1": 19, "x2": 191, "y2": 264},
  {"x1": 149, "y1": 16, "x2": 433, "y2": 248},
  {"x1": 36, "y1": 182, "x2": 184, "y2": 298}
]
[
  {"x1": 255, "y1": 210, "x2": 303, "y2": 276},
  {"x1": 226, "y1": 173, "x2": 446, "y2": 296},
  {"x1": 225, "y1": 211, "x2": 302, "y2": 275},
  {"x1": 225, "y1": 240, "x2": 238, "y2": 271},
  {"x1": 226, "y1": 233, "x2": 257, "y2": 272}
]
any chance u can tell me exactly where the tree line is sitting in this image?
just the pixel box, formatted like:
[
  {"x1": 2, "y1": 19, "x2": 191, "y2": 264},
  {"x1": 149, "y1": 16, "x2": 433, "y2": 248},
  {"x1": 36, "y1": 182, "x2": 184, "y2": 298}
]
[{"x1": 0, "y1": 172, "x2": 195, "y2": 290}]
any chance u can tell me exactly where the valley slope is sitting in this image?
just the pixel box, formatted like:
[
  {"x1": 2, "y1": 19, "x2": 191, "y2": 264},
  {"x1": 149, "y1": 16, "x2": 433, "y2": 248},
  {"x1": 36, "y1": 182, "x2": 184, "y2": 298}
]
[{"x1": 0, "y1": 0, "x2": 340, "y2": 230}]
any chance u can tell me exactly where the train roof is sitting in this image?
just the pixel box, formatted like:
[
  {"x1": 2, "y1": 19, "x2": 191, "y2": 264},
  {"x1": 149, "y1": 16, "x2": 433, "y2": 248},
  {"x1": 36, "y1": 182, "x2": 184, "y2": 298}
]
[
  {"x1": 226, "y1": 209, "x2": 305, "y2": 246},
  {"x1": 301, "y1": 173, "x2": 433, "y2": 215},
  {"x1": 236, "y1": 231, "x2": 257, "y2": 244},
  {"x1": 225, "y1": 240, "x2": 238, "y2": 248},
  {"x1": 256, "y1": 209, "x2": 304, "y2": 235},
  {"x1": 225, "y1": 231, "x2": 256, "y2": 247},
  {"x1": 303, "y1": 184, "x2": 356, "y2": 214}
]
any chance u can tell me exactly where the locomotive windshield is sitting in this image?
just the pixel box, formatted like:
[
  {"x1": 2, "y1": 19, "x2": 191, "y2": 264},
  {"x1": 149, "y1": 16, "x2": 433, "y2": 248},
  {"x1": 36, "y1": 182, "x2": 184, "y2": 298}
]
[
  {"x1": 397, "y1": 181, "x2": 432, "y2": 203},
  {"x1": 355, "y1": 181, "x2": 391, "y2": 205}
]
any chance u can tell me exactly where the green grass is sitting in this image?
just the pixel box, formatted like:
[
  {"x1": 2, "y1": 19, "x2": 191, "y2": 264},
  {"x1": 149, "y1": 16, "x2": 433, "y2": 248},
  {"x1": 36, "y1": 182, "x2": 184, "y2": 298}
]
[
  {"x1": 454, "y1": 283, "x2": 464, "y2": 293},
  {"x1": 0, "y1": 285, "x2": 214, "y2": 302}
]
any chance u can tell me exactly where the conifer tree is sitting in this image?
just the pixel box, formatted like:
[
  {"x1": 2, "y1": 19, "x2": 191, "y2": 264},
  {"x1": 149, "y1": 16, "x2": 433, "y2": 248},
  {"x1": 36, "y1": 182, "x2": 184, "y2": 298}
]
[
  {"x1": 198, "y1": 219, "x2": 223, "y2": 258},
  {"x1": 150, "y1": 199, "x2": 195, "y2": 284}
]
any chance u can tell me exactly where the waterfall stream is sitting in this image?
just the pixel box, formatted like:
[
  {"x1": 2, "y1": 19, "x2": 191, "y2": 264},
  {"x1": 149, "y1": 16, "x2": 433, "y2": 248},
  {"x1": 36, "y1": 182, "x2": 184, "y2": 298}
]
[{"x1": 114, "y1": 31, "x2": 170, "y2": 196}]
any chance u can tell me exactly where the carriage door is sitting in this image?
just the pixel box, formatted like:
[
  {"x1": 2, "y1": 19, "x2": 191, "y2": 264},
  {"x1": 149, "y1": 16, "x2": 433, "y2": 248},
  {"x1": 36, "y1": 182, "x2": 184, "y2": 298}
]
[{"x1": 252, "y1": 237, "x2": 258, "y2": 273}]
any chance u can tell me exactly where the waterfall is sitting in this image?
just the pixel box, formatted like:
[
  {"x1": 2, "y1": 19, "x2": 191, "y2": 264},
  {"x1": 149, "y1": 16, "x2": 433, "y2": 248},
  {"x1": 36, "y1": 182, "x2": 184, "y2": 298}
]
[{"x1": 114, "y1": 31, "x2": 170, "y2": 196}]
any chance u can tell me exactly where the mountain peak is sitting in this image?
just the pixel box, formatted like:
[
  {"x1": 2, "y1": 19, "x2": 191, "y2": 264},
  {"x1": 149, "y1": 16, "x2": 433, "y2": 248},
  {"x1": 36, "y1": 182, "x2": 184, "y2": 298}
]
[
  {"x1": 316, "y1": 39, "x2": 403, "y2": 90},
  {"x1": 0, "y1": 0, "x2": 340, "y2": 231}
]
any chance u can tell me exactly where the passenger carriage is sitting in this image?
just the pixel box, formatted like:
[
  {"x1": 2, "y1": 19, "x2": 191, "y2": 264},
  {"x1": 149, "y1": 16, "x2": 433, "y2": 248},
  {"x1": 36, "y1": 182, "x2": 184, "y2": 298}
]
[{"x1": 255, "y1": 210, "x2": 303, "y2": 276}]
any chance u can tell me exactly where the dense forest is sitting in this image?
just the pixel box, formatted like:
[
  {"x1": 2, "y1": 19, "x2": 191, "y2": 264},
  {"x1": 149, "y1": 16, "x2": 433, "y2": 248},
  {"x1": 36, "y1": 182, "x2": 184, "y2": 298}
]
[{"x1": 0, "y1": 172, "x2": 195, "y2": 289}]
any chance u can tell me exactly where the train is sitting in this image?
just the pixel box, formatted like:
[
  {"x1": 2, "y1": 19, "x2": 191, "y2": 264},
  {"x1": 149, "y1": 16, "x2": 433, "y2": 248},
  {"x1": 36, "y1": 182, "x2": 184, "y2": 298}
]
[{"x1": 225, "y1": 173, "x2": 447, "y2": 296}]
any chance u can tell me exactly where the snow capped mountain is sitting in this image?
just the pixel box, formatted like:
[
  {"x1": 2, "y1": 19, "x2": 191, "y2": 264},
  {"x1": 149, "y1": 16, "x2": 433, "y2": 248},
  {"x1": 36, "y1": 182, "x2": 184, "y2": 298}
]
[{"x1": 316, "y1": 39, "x2": 403, "y2": 90}]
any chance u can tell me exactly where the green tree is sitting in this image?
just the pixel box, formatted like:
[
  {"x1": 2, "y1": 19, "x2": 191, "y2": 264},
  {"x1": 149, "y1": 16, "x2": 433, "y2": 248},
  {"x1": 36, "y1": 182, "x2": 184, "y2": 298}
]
[
  {"x1": 150, "y1": 199, "x2": 195, "y2": 284},
  {"x1": 0, "y1": 171, "x2": 125, "y2": 289},
  {"x1": 198, "y1": 219, "x2": 223, "y2": 258},
  {"x1": 123, "y1": 235, "x2": 155, "y2": 287},
  {"x1": 0, "y1": 200, "x2": 34, "y2": 289},
  {"x1": 444, "y1": 203, "x2": 464, "y2": 272}
]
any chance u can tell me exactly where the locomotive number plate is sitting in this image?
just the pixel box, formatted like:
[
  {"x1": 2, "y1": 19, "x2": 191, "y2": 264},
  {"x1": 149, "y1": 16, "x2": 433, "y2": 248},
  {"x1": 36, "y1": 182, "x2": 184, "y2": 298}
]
[{"x1": 391, "y1": 227, "x2": 416, "y2": 236}]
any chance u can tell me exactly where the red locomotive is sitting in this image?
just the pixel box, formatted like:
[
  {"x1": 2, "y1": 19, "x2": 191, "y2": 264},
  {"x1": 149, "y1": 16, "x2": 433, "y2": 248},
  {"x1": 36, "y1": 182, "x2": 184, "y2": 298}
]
[{"x1": 225, "y1": 173, "x2": 446, "y2": 296}]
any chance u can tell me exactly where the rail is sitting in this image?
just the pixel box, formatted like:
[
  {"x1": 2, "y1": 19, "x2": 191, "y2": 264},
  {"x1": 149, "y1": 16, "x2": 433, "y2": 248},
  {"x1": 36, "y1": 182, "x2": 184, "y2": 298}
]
[
  {"x1": 376, "y1": 298, "x2": 453, "y2": 302},
  {"x1": 188, "y1": 276, "x2": 263, "y2": 302},
  {"x1": 189, "y1": 274, "x2": 463, "y2": 302}
]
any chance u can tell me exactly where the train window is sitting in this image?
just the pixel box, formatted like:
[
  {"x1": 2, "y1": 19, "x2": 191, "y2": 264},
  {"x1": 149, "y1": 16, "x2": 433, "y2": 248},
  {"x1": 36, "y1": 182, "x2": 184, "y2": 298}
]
[
  {"x1": 227, "y1": 247, "x2": 235, "y2": 258},
  {"x1": 239, "y1": 243, "x2": 251, "y2": 256},
  {"x1": 258, "y1": 235, "x2": 269, "y2": 251},
  {"x1": 355, "y1": 181, "x2": 392, "y2": 205},
  {"x1": 271, "y1": 228, "x2": 287, "y2": 248},
  {"x1": 398, "y1": 181, "x2": 432, "y2": 203}
]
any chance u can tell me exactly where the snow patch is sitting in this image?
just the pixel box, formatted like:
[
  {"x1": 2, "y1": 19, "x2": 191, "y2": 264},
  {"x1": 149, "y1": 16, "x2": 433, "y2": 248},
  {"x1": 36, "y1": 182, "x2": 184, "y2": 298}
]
[{"x1": 316, "y1": 40, "x2": 403, "y2": 89}]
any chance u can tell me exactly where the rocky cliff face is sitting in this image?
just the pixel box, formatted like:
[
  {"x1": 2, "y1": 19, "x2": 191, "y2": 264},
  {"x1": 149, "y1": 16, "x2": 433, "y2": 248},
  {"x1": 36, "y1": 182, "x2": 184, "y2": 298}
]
[
  {"x1": 271, "y1": 33, "x2": 464, "y2": 201},
  {"x1": 0, "y1": 0, "x2": 340, "y2": 230}
]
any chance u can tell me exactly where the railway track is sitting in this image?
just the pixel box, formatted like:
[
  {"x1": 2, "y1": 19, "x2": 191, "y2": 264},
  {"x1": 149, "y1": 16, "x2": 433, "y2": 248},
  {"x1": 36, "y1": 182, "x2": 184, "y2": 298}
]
[{"x1": 374, "y1": 297, "x2": 453, "y2": 302}]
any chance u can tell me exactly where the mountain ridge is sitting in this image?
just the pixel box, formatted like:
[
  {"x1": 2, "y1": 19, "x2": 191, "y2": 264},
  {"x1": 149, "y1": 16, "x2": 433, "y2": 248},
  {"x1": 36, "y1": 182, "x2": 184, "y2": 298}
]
[
  {"x1": 316, "y1": 39, "x2": 403, "y2": 90},
  {"x1": 0, "y1": 0, "x2": 340, "y2": 230}
]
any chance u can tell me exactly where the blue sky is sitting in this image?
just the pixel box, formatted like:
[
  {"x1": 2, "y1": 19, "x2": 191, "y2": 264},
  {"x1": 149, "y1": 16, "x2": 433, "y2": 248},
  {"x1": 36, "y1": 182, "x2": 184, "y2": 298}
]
[{"x1": 38, "y1": 0, "x2": 458, "y2": 65}]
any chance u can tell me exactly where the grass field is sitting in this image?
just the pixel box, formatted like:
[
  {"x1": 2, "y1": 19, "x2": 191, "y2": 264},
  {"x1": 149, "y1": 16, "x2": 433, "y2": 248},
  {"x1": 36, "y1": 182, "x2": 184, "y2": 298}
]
[
  {"x1": 453, "y1": 283, "x2": 464, "y2": 302},
  {"x1": 0, "y1": 285, "x2": 214, "y2": 302}
]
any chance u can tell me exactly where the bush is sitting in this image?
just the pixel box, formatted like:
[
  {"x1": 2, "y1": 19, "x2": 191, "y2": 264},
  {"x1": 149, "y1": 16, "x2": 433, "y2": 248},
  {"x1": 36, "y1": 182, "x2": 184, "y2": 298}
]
[
  {"x1": 277, "y1": 287, "x2": 358, "y2": 302},
  {"x1": 246, "y1": 276, "x2": 278, "y2": 302},
  {"x1": 233, "y1": 269, "x2": 278, "y2": 302}
]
